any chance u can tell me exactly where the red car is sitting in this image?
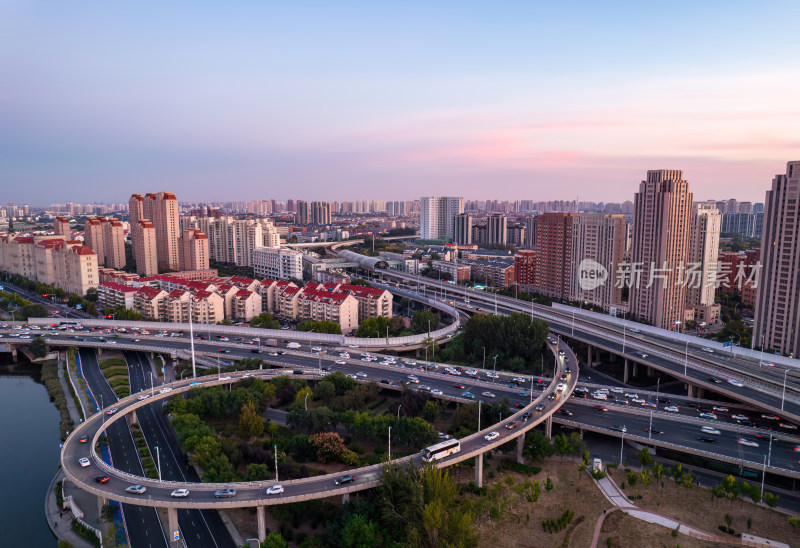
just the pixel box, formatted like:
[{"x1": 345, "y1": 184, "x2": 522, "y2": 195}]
[
  {"x1": 453, "y1": 383, "x2": 466, "y2": 389},
  {"x1": 94, "y1": 476, "x2": 110, "y2": 484},
  {"x1": 79, "y1": 435, "x2": 88, "y2": 443},
  {"x1": 593, "y1": 405, "x2": 608, "y2": 412}
]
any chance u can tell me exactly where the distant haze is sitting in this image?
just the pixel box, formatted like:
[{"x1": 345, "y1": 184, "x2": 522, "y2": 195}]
[{"x1": 3, "y1": 2, "x2": 798, "y2": 204}]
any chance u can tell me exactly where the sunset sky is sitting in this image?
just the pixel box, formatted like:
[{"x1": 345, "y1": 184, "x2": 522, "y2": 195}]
[{"x1": 3, "y1": 1, "x2": 799, "y2": 204}]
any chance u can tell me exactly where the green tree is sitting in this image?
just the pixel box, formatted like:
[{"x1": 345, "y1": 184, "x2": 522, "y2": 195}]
[
  {"x1": 29, "y1": 335, "x2": 48, "y2": 358},
  {"x1": 638, "y1": 447, "x2": 652, "y2": 469},
  {"x1": 314, "y1": 380, "x2": 336, "y2": 404},
  {"x1": 356, "y1": 316, "x2": 390, "y2": 338},
  {"x1": 260, "y1": 531, "x2": 288, "y2": 548},
  {"x1": 297, "y1": 320, "x2": 342, "y2": 334},
  {"x1": 239, "y1": 401, "x2": 265, "y2": 438},
  {"x1": 245, "y1": 463, "x2": 270, "y2": 481},
  {"x1": 21, "y1": 303, "x2": 48, "y2": 318},
  {"x1": 554, "y1": 434, "x2": 572, "y2": 459},
  {"x1": 350, "y1": 279, "x2": 371, "y2": 287},
  {"x1": 422, "y1": 400, "x2": 439, "y2": 423},
  {"x1": 341, "y1": 514, "x2": 381, "y2": 548},
  {"x1": 250, "y1": 313, "x2": 280, "y2": 330},
  {"x1": 84, "y1": 287, "x2": 98, "y2": 302},
  {"x1": 85, "y1": 302, "x2": 97, "y2": 316},
  {"x1": 411, "y1": 309, "x2": 440, "y2": 335},
  {"x1": 523, "y1": 432, "x2": 553, "y2": 462}
]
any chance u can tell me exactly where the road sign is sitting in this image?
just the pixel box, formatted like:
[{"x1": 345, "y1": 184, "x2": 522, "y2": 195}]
[
  {"x1": 173, "y1": 531, "x2": 180, "y2": 541},
  {"x1": 76, "y1": 304, "x2": 82, "y2": 309},
  {"x1": 722, "y1": 341, "x2": 732, "y2": 347}
]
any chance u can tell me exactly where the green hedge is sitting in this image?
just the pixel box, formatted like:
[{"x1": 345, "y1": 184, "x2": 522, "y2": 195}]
[
  {"x1": 100, "y1": 358, "x2": 127, "y2": 369},
  {"x1": 71, "y1": 519, "x2": 100, "y2": 548},
  {"x1": 102, "y1": 367, "x2": 129, "y2": 378}
]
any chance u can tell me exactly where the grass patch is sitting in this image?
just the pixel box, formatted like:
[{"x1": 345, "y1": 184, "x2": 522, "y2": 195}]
[
  {"x1": 100, "y1": 358, "x2": 127, "y2": 369},
  {"x1": 40, "y1": 360, "x2": 74, "y2": 440}
]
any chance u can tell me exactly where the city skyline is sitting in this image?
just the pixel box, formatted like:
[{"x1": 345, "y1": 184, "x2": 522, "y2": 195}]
[{"x1": 4, "y1": 2, "x2": 799, "y2": 203}]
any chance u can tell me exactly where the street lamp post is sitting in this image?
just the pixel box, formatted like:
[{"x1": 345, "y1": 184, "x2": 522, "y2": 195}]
[
  {"x1": 619, "y1": 432, "x2": 625, "y2": 465},
  {"x1": 760, "y1": 454, "x2": 767, "y2": 502},
  {"x1": 782, "y1": 369, "x2": 789, "y2": 411},
  {"x1": 188, "y1": 297, "x2": 196, "y2": 378},
  {"x1": 492, "y1": 355, "x2": 498, "y2": 383},
  {"x1": 684, "y1": 340, "x2": 689, "y2": 376},
  {"x1": 397, "y1": 404, "x2": 402, "y2": 420},
  {"x1": 149, "y1": 372, "x2": 154, "y2": 397},
  {"x1": 155, "y1": 445, "x2": 161, "y2": 479},
  {"x1": 274, "y1": 445, "x2": 279, "y2": 482},
  {"x1": 388, "y1": 426, "x2": 392, "y2": 461},
  {"x1": 478, "y1": 400, "x2": 482, "y2": 431},
  {"x1": 482, "y1": 347, "x2": 486, "y2": 369},
  {"x1": 304, "y1": 392, "x2": 310, "y2": 411}
]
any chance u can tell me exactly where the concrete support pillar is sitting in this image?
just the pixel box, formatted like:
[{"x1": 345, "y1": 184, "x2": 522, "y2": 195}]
[
  {"x1": 97, "y1": 347, "x2": 103, "y2": 356},
  {"x1": 647, "y1": 366, "x2": 654, "y2": 378},
  {"x1": 587, "y1": 345, "x2": 593, "y2": 367},
  {"x1": 687, "y1": 384, "x2": 694, "y2": 398},
  {"x1": 632, "y1": 361, "x2": 639, "y2": 377},
  {"x1": 342, "y1": 493, "x2": 350, "y2": 504},
  {"x1": 151, "y1": 352, "x2": 156, "y2": 361},
  {"x1": 475, "y1": 452, "x2": 484, "y2": 487},
  {"x1": 545, "y1": 415, "x2": 553, "y2": 440},
  {"x1": 130, "y1": 409, "x2": 137, "y2": 425},
  {"x1": 257, "y1": 505, "x2": 266, "y2": 543},
  {"x1": 516, "y1": 433, "x2": 525, "y2": 464},
  {"x1": 167, "y1": 507, "x2": 179, "y2": 545},
  {"x1": 579, "y1": 428, "x2": 584, "y2": 439},
  {"x1": 623, "y1": 359, "x2": 629, "y2": 384},
  {"x1": 11, "y1": 348, "x2": 17, "y2": 362}
]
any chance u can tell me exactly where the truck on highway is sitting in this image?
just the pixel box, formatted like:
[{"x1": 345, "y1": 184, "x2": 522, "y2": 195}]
[{"x1": 264, "y1": 339, "x2": 278, "y2": 347}]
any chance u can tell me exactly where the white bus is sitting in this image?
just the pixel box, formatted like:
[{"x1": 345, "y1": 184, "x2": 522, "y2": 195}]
[{"x1": 421, "y1": 438, "x2": 461, "y2": 462}]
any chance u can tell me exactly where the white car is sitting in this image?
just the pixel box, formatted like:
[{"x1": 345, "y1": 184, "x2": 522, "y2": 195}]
[
  {"x1": 610, "y1": 387, "x2": 624, "y2": 393},
  {"x1": 335, "y1": 360, "x2": 346, "y2": 365},
  {"x1": 136, "y1": 394, "x2": 151, "y2": 401},
  {"x1": 728, "y1": 379, "x2": 744, "y2": 387},
  {"x1": 356, "y1": 372, "x2": 368, "y2": 378},
  {"x1": 126, "y1": 485, "x2": 147, "y2": 495},
  {"x1": 465, "y1": 369, "x2": 478, "y2": 376},
  {"x1": 406, "y1": 375, "x2": 419, "y2": 383},
  {"x1": 712, "y1": 406, "x2": 729, "y2": 412},
  {"x1": 311, "y1": 346, "x2": 322, "y2": 352},
  {"x1": 159, "y1": 387, "x2": 173, "y2": 394},
  {"x1": 780, "y1": 423, "x2": 798, "y2": 430},
  {"x1": 512, "y1": 377, "x2": 525, "y2": 383},
  {"x1": 404, "y1": 360, "x2": 417, "y2": 366},
  {"x1": 171, "y1": 489, "x2": 190, "y2": 498},
  {"x1": 431, "y1": 389, "x2": 443, "y2": 396},
  {"x1": 265, "y1": 485, "x2": 284, "y2": 495},
  {"x1": 664, "y1": 405, "x2": 679, "y2": 413},
  {"x1": 700, "y1": 426, "x2": 721, "y2": 435},
  {"x1": 738, "y1": 438, "x2": 759, "y2": 447},
  {"x1": 484, "y1": 431, "x2": 500, "y2": 441},
  {"x1": 556, "y1": 383, "x2": 566, "y2": 392},
  {"x1": 485, "y1": 371, "x2": 499, "y2": 379},
  {"x1": 481, "y1": 391, "x2": 496, "y2": 398},
  {"x1": 732, "y1": 414, "x2": 749, "y2": 421},
  {"x1": 79, "y1": 458, "x2": 91, "y2": 467},
  {"x1": 632, "y1": 398, "x2": 645, "y2": 404},
  {"x1": 624, "y1": 393, "x2": 638, "y2": 399},
  {"x1": 105, "y1": 407, "x2": 119, "y2": 415},
  {"x1": 701, "y1": 347, "x2": 714, "y2": 353},
  {"x1": 219, "y1": 376, "x2": 232, "y2": 381}
]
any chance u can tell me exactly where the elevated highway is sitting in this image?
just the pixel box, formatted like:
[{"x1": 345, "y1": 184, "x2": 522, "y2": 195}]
[{"x1": 61, "y1": 338, "x2": 575, "y2": 544}]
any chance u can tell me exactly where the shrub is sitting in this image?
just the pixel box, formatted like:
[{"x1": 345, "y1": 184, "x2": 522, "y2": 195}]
[
  {"x1": 545, "y1": 476, "x2": 554, "y2": 491},
  {"x1": 55, "y1": 481, "x2": 64, "y2": 509}
]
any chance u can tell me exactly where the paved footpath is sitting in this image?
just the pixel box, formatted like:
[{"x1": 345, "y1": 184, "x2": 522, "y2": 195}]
[{"x1": 590, "y1": 472, "x2": 735, "y2": 547}]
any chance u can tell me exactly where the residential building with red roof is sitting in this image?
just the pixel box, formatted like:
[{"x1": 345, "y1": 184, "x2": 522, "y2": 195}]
[
  {"x1": 231, "y1": 289, "x2": 262, "y2": 321},
  {"x1": 133, "y1": 286, "x2": 168, "y2": 320},
  {"x1": 163, "y1": 289, "x2": 192, "y2": 323},
  {"x1": 297, "y1": 288, "x2": 359, "y2": 333},
  {"x1": 339, "y1": 284, "x2": 393, "y2": 324},
  {"x1": 98, "y1": 281, "x2": 138, "y2": 310}
]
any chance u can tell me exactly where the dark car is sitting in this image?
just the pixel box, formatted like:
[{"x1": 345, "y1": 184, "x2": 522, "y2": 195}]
[
  {"x1": 556, "y1": 408, "x2": 573, "y2": 416},
  {"x1": 321, "y1": 365, "x2": 331, "y2": 371},
  {"x1": 250, "y1": 349, "x2": 262, "y2": 354},
  {"x1": 644, "y1": 428, "x2": 664, "y2": 435},
  {"x1": 705, "y1": 376, "x2": 722, "y2": 384},
  {"x1": 698, "y1": 436, "x2": 717, "y2": 443},
  {"x1": 335, "y1": 475, "x2": 356, "y2": 485},
  {"x1": 293, "y1": 370, "x2": 304, "y2": 375},
  {"x1": 535, "y1": 402, "x2": 546, "y2": 411},
  {"x1": 94, "y1": 476, "x2": 110, "y2": 484},
  {"x1": 218, "y1": 349, "x2": 230, "y2": 354},
  {"x1": 521, "y1": 411, "x2": 532, "y2": 421},
  {"x1": 657, "y1": 397, "x2": 671, "y2": 404},
  {"x1": 548, "y1": 392, "x2": 556, "y2": 400},
  {"x1": 79, "y1": 435, "x2": 88, "y2": 443},
  {"x1": 276, "y1": 350, "x2": 285, "y2": 355}
]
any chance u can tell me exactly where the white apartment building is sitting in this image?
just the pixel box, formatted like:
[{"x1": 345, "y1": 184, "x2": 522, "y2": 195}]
[
  {"x1": 420, "y1": 196, "x2": 463, "y2": 241},
  {"x1": 252, "y1": 246, "x2": 303, "y2": 281}
]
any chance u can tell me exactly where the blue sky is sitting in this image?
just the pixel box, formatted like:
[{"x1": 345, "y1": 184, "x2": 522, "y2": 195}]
[{"x1": 2, "y1": 1, "x2": 799, "y2": 204}]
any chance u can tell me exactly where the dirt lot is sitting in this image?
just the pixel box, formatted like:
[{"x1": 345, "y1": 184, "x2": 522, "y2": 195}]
[
  {"x1": 608, "y1": 467, "x2": 799, "y2": 546},
  {"x1": 473, "y1": 458, "x2": 611, "y2": 548},
  {"x1": 600, "y1": 511, "x2": 724, "y2": 548}
]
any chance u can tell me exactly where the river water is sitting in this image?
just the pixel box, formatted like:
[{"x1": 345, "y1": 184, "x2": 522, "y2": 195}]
[{"x1": 0, "y1": 363, "x2": 62, "y2": 547}]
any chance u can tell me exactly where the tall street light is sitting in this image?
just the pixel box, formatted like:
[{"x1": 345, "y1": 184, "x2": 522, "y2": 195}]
[
  {"x1": 388, "y1": 426, "x2": 392, "y2": 461},
  {"x1": 397, "y1": 404, "x2": 402, "y2": 420},
  {"x1": 304, "y1": 392, "x2": 310, "y2": 411},
  {"x1": 274, "y1": 445, "x2": 279, "y2": 482}
]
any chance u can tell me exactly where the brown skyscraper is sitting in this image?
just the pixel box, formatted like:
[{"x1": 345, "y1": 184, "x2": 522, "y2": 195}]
[
  {"x1": 144, "y1": 192, "x2": 180, "y2": 271},
  {"x1": 128, "y1": 194, "x2": 145, "y2": 267},
  {"x1": 534, "y1": 212, "x2": 579, "y2": 299},
  {"x1": 629, "y1": 170, "x2": 693, "y2": 330},
  {"x1": 754, "y1": 161, "x2": 800, "y2": 356}
]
